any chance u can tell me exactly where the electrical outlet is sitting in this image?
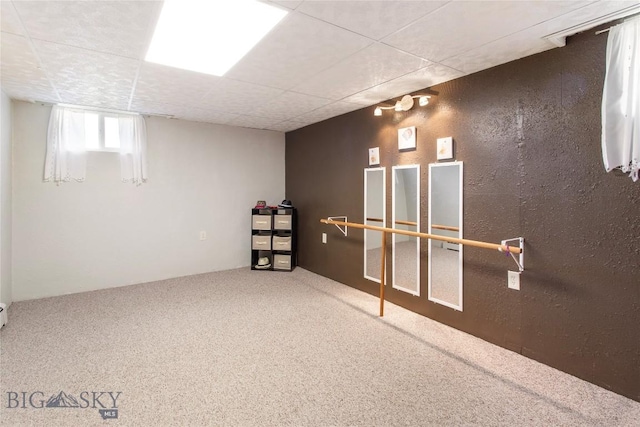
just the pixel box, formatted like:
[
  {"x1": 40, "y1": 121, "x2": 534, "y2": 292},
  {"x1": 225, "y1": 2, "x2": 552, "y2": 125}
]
[
  {"x1": 508, "y1": 270, "x2": 520, "y2": 290},
  {"x1": 322, "y1": 233, "x2": 327, "y2": 244},
  {"x1": 199, "y1": 231, "x2": 207, "y2": 240}
]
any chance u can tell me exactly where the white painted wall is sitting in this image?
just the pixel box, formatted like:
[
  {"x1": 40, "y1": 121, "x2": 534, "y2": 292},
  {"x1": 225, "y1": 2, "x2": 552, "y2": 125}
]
[
  {"x1": 0, "y1": 91, "x2": 13, "y2": 306},
  {"x1": 12, "y1": 101, "x2": 285, "y2": 301}
]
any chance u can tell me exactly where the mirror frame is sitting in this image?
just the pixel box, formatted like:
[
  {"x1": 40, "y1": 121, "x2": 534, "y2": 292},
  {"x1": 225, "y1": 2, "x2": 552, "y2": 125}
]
[
  {"x1": 364, "y1": 167, "x2": 386, "y2": 283},
  {"x1": 428, "y1": 161, "x2": 464, "y2": 311},
  {"x1": 391, "y1": 164, "x2": 420, "y2": 296}
]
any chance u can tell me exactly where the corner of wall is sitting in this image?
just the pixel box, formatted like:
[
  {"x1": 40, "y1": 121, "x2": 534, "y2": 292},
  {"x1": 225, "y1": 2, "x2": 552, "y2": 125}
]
[{"x1": 0, "y1": 90, "x2": 13, "y2": 307}]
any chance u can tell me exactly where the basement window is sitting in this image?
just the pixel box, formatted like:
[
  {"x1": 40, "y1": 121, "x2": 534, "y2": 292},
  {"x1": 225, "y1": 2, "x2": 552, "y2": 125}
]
[{"x1": 84, "y1": 112, "x2": 120, "y2": 152}]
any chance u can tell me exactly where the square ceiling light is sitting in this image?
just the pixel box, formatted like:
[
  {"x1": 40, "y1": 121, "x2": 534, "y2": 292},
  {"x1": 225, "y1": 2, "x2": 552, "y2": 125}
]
[{"x1": 145, "y1": 0, "x2": 288, "y2": 76}]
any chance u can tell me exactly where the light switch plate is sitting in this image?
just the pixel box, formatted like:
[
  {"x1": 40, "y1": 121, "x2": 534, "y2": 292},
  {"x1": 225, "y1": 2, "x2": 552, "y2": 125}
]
[{"x1": 322, "y1": 233, "x2": 327, "y2": 244}]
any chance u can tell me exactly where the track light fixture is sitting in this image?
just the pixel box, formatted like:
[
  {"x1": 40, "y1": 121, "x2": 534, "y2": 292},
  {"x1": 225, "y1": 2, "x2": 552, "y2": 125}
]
[{"x1": 374, "y1": 94, "x2": 431, "y2": 116}]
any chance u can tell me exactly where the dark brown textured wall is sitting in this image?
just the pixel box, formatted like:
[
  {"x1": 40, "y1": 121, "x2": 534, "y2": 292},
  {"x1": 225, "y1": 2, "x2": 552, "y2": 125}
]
[{"x1": 286, "y1": 30, "x2": 640, "y2": 402}]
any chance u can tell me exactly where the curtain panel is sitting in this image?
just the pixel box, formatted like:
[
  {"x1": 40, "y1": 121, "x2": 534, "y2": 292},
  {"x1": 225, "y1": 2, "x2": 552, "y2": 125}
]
[
  {"x1": 44, "y1": 106, "x2": 88, "y2": 184},
  {"x1": 45, "y1": 106, "x2": 148, "y2": 185},
  {"x1": 602, "y1": 17, "x2": 640, "y2": 182},
  {"x1": 119, "y1": 115, "x2": 148, "y2": 186}
]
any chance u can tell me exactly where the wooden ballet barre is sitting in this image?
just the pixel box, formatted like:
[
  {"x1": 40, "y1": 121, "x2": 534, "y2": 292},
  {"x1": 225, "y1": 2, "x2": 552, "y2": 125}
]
[
  {"x1": 320, "y1": 218, "x2": 521, "y2": 254},
  {"x1": 367, "y1": 218, "x2": 418, "y2": 227},
  {"x1": 321, "y1": 217, "x2": 523, "y2": 318},
  {"x1": 431, "y1": 224, "x2": 460, "y2": 232}
]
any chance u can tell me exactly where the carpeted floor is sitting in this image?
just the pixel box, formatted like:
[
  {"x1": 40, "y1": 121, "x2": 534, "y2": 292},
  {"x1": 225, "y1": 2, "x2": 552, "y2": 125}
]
[{"x1": 1, "y1": 268, "x2": 638, "y2": 426}]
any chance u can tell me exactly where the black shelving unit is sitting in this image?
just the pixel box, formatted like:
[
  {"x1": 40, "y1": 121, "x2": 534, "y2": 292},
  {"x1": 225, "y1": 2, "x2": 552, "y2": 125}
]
[{"x1": 251, "y1": 207, "x2": 297, "y2": 271}]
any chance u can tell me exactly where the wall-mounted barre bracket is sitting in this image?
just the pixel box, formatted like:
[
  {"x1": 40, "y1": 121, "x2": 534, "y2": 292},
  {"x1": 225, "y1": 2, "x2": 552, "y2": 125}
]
[
  {"x1": 500, "y1": 237, "x2": 524, "y2": 272},
  {"x1": 327, "y1": 216, "x2": 348, "y2": 236}
]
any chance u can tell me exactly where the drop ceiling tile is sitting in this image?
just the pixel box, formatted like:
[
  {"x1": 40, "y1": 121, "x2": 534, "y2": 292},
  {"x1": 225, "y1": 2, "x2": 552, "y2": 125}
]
[
  {"x1": 225, "y1": 11, "x2": 372, "y2": 90},
  {"x1": 0, "y1": 33, "x2": 58, "y2": 102},
  {"x1": 245, "y1": 91, "x2": 333, "y2": 121},
  {"x1": 130, "y1": 99, "x2": 193, "y2": 119},
  {"x1": 269, "y1": 119, "x2": 309, "y2": 132},
  {"x1": 441, "y1": 33, "x2": 553, "y2": 75},
  {"x1": 0, "y1": 85, "x2": 59, "y2": 104},
  {"x1": 293, "y1": 100, "x2": 363, "y2": 123},
  {"x1": 13, "y1": 0, "x2": 158, "y2": 59},
  {"x1": 133, "y1": 62, "x2": 221, "y2": 107},
  {"x1": 441, "y1": 0, "x2": 637, "y2": 75},
  {"x1": 198, "y1": 79, "x2": 285, "y2": 115},
  {"x1": 538, "y1": 0, "x2": 639, "y2": 40},
  {"x1": 1, "y1": 2, "x2": 25, "y2": 36},
  {"x1": 297, "y1": 0, "x2": 447, "y2": 40},
  {"x1": 344, "y1": 63, "x2": 464, "y2": 105},
  {"x1": 63, "y1": 93, "x2": 134, "y2": 111},
  {"x1": 292, "y1": 42, "x2": 429, "y2": 100},
  {"x1": 266, "y1": 0, "x2": 304, "y2": 10},
  {"x1": 382, "y1": 1, "x2": 592, "y2": 62},
  {"x1": 176, "y1": 108, "x2": 240, "y2": 125},
  {"x1": 33, "y1": 40, "x2": 138, "y2": 110},
  {"x1": 227, "y1": 114, "x2": 284, "y2": 130}
]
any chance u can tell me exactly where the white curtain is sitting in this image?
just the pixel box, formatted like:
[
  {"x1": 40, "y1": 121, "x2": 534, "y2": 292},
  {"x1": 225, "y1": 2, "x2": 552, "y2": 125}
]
[
  {"x1": 119, "y1": 115, "x2": 147, "y2": 185},
  {"x1": 44, "y1": 106, "x2": 88, "y2": 184},
  {"x1": 602, "y1": 17, "x2": 640, "y2": 182}
]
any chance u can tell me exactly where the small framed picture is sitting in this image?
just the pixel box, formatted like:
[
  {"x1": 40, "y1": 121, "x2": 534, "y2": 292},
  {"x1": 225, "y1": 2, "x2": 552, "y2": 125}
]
[
  {"x1": 398, "y1": 126, "x2": 416, "y2": 150},
  {"x1": 368, "y1": 147, "x2": 380, "y2": 166},
  {"x1": 437, "y1": 137, "x2": 453, "y2": 160}
]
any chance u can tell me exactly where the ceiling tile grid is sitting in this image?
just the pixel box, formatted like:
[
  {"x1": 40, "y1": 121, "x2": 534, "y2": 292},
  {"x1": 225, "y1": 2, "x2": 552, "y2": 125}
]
[
  {"x1": 440, "y1": 0, "x2": 639, "y2": 74},
  {"x1": 268, "y1": 119, "x2": 311, "y2": 132},
  {"x1": 133, "y1": 62, "x2": 221, "y2": 107},
  {"x1": 292, "y1": 42, "x2": 430, "y2": 100},
  {"x1": 296, "y1": 0, "x2": 448, "y2": 40},
  {"x1": 197, "y1": 79, "x2": 285, "y2": 115},
  {"x1": 130, "y1": 98, "x2": 193, "y2": 119},
  {"x1": 179, "y1": 108, "x2": 240, "y2": 126},
  {"x1": 0, "y1": 2, "x2": 24, "y2": 36},
  {"x1": 268, "y1": 1, "x2": 304, "y2": 10},
  {"x1": 245, "y1": 91, "x2": 333, "y2": 121},
  {"x1": 0, "y1": 33, "x2": 59, "y2": 103},
  {"x1": 291, "y1": 100, "x2": 364, "y2": 124},
  {"x1": 381, "y1": 1, "x2": 596, "y2": 63},
  {"x1": 11, "y1": 0, "x2": 158, "y2": 59},
  {"x1": 225, "y1": 11, "x2": 373, "y2": 90},
  {"x1": 226, "y1": 114, "x2": 286, "y2": 130},
  {"x1": 33, "y1": 40, "x2": 140, "y2": 110},
  {"x1": 344, "y1": 63, "x2": 464, "y2": 106},
  {"x1": 2, "y1": 0, "x2": 638, "y2": 132}
]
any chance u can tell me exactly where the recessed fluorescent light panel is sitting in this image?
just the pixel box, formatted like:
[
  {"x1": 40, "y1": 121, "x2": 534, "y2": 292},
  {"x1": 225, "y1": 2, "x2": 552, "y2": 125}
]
[{"x1": 145, "y1": 0, "x2": 287, "y2": 76}]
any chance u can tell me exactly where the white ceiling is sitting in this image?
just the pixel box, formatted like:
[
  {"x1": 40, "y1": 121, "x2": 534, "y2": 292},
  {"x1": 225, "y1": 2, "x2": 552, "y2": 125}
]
[{"x1": 1, "y1": 0, "x2": 639, "y2": 132}]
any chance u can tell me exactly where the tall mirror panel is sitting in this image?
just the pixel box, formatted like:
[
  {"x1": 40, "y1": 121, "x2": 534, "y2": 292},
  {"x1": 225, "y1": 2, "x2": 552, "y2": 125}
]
[
  {"x1": 364, "y1": 167, "x2": 386, "y2": 282},
  {"x1": 392, "y1": 165, "x2": 420, "y2": 296},
  {"x1": 428, "y1": 162, "x2": 463, "y2": 310}
]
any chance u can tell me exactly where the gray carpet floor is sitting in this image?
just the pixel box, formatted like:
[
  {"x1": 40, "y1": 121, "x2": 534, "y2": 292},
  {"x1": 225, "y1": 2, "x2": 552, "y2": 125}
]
[{"x1": 1, "y1": 268, "x2": 638, "y2": 426}]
